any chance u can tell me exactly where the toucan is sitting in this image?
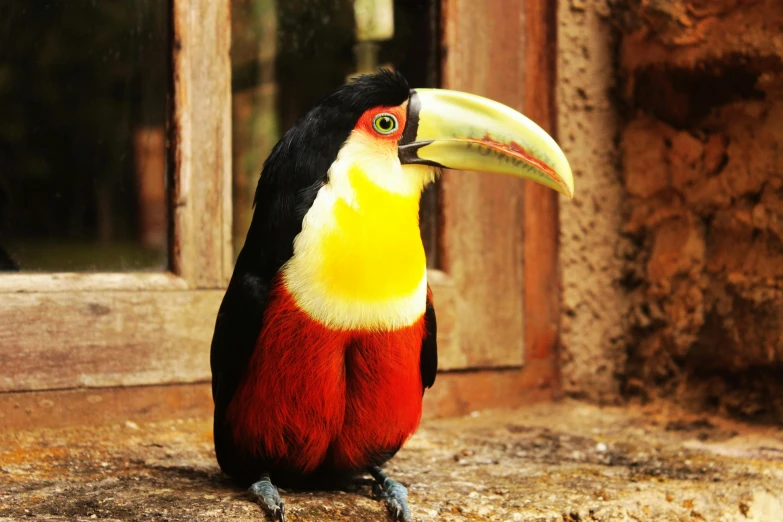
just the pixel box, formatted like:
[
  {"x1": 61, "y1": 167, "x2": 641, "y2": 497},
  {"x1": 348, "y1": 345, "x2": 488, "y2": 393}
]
[{"x1": 210, "y1": 70, "x2": 573, "y2": 522}]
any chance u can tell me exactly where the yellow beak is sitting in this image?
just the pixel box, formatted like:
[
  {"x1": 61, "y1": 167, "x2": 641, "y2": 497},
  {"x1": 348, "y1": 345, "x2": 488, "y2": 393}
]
[{"x1": 399, "y1": 89, "x2": 574, "y2": 199}]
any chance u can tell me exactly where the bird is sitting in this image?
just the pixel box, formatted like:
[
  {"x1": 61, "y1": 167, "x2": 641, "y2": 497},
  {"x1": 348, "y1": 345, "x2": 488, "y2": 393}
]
[{"x1": 210, "y1": 70, "x2": 573, "y2": 522}]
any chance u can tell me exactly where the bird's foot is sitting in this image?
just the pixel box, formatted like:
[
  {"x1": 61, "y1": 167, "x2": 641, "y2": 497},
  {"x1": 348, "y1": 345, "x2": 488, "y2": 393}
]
[
  {"x1": 369, "y1": 466, "x2": 413, "y2": 522},
  {"x1": 249, "y1": 474, "x2": 285, "y2": 522}
]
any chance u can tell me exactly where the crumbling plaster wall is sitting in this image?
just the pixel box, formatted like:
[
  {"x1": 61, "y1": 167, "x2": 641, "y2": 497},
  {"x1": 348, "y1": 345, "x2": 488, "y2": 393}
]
[
  {"x1": 558, "y1": 0, "x2": 628, "y2": 402},
  {"x1": 558, "y1": 0, "x2": 783, "y2": 421}
]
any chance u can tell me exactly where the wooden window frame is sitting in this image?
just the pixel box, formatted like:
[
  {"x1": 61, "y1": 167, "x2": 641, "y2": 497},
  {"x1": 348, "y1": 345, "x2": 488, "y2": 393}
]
[
  {"x1": 1, "y1": 0, "x2": 560, "y2": 416},
  {"x1": 0, "y1": 0, "x2": 232, "y2": 393},
  {"x1": 428, "y1": 0, "x2": 559, "y2": 377}
]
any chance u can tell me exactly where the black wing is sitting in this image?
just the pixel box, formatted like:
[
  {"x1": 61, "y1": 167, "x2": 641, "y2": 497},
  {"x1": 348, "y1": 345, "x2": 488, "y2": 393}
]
[
  {"x1": 210, "y1": 260, "x2": 272, "y2": 482},
  {"x1": 420, "y1": 289, "x2": 438, "y2": 390},
  {"x1": 210, "y1": 171, "x2": 324, "y2": 483}
]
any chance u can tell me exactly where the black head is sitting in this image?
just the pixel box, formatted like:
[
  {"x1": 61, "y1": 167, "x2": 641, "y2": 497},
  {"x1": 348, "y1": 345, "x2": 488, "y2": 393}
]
[
  {"x1": 242, "y1": 70, "x2": 411, "y2": 274},
  {"x1": 255, "y1": 69, "x2": 410, "y2": 198}
]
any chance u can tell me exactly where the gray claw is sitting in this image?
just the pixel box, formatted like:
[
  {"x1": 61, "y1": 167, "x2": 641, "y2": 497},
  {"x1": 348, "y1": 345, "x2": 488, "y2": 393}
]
[
  {"x1": 249, "y1": 474, "x2": 286, "y2": 522},
  {"x1": 372, "y1": 474, "x2": 413, "y2": 522}
]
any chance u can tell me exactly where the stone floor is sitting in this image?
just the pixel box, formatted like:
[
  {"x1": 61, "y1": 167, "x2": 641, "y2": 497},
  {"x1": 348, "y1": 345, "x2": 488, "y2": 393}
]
[{"x1": 1, "y1": 400, "x2": 782, "y2": 521}]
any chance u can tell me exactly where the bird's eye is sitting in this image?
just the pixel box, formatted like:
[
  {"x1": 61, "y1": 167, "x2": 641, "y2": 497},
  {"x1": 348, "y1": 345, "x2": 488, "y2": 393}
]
[{"x1": 372, "y1": 113, "x2": 398, "y2": 135}]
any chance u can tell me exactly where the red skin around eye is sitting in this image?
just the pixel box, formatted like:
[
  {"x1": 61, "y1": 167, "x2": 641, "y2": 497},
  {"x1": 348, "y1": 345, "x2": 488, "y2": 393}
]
[{"x1": 354, "y1": 105, "x2": 407, "y2": 140}]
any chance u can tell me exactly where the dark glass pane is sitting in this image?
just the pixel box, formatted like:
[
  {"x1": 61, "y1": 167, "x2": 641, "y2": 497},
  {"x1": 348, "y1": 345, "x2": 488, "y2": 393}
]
[
  {"x1": 0, "y1": 1, "x2": 169, "y2": 272},
  {"x1": 231, "y1": 0, "x2": 440, "y2": 267}
]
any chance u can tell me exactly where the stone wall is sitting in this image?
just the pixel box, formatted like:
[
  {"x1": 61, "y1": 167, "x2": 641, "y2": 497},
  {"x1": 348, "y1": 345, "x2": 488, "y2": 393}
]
[
  {"x1": 558, "y1": 0, "x2": 628, "y2": 403},
  {"x1": 619, "y1": 0, "x2": 783, "y2": 421},
  {"x1": 559, "y1": 0, "x2": 783, "y2": 421}
]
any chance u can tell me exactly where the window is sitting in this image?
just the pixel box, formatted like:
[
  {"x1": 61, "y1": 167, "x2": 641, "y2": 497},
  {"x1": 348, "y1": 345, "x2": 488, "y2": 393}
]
[
  {"x1": 1, "y1": 1, "x2": 168, "y2": 272},
  {"x1": 0, "y1": 0, "x2": 232, "y2": 393},
  {"x1": 2, "y1": 0, "x2": 560, "y2": 415}
]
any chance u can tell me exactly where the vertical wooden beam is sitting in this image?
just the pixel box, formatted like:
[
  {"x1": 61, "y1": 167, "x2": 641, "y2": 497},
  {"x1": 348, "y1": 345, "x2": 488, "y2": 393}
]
[
  {"x1": 171, "y1": 0, "x2": 233, "y2": 288},
  {"x1": 523, "y1": 0, "x2": 560, "y2": 381},
  {"x1": 439, "y1": 0, "x2": 527, "y2": 369}
]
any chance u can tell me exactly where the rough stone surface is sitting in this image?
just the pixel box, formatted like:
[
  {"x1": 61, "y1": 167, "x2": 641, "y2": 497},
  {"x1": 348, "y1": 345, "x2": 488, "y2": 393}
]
[
  {"x1": 618, "y1": 0, "x2": 783, "y2": 422},
  {"x1": 2, "y1": 401, "x2": 782, "y2": 521},
  {"x1": 558, "y1": 0, "x2": 783, "y2": 420},
  {"x1": 620, "y1": 0, "x2": 783, "y2": 74},
  {"x1": 558, "y1": 0, "x2": 629, "y2": 402}
]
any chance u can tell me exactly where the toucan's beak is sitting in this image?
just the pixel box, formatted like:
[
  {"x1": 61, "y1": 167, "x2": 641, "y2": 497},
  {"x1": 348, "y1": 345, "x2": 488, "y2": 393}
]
[{"x1": 399, "y1": 89, "x2": 574, "y2": 199}]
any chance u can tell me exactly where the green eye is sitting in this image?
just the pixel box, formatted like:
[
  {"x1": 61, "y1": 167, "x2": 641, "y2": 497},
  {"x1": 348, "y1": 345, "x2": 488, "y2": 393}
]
[{"x1": 372, "y1": 113, "x2": 398, "y2": 135}]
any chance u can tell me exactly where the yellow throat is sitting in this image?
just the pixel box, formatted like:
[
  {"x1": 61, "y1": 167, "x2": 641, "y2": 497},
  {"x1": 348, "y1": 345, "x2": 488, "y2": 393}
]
[
  {"x1": 280, "y1": 134, "x2": 434, "y2": 331},
  {"x1": 321, "y1": 165, "x2": 425, "y2": 301}
]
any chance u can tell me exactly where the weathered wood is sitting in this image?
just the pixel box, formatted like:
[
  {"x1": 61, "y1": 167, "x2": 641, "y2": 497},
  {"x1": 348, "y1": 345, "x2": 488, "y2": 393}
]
[
  {"x1": 0, "y1": 363, "x2": 553, "y2": 430},
  {"x1": 439, "y1": 0, "x2": 527, "y2": 368},
  {"x1": 424, "y1": 360, "x2": 554, "y2": 418},
  {"x1": 0, "y1": 274, "x2": 449, "y2": 388},
  {"x1": 0, "y1": 383, "x2": 214, "y2": 431},
  {"x1": 0, "y1": 1, "x2": 234, "y2": 398},
  {"x1": 426, "y1": 269, "x2": 460, "y2": 369},
  {"x1": 523, "y1": 0, "x2": 561, "y2": 373},
  {"x1": 0, "y1": 290, "x2": 223, "y2": 392},
  {"x1": 0, "y1": 270, "x2": 455, "y2": 393},
  {"x1": 0, "y1": 273, "x2": 188, "y2": 293},
  {"x1": 171, "y1": 0, "x2": 233, "y2": 287}
]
